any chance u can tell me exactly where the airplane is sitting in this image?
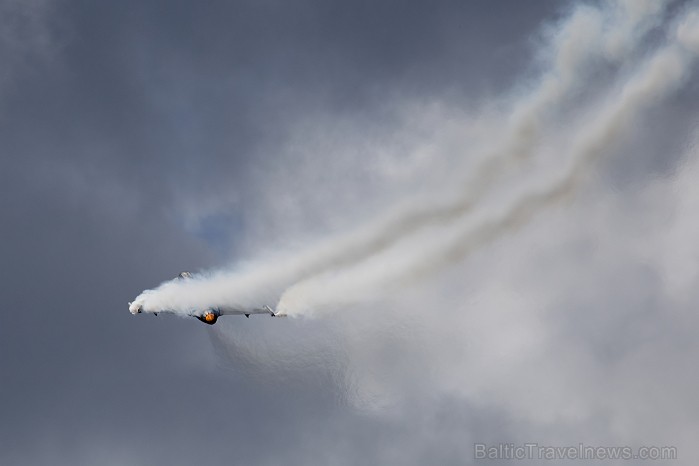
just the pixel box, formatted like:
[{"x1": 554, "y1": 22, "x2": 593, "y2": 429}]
[{"x1": 128, "y1": 272, "x2": 281, "y2": 325}]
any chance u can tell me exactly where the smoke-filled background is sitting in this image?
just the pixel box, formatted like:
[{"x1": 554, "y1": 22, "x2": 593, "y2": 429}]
[{"x1": 3, "y1": 0, "x2": 699, "y2": 464}]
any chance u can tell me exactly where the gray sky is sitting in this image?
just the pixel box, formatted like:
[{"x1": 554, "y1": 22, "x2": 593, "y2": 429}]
[{"x1": 2, "y1": 1, "x2": 699, "y2": 465}]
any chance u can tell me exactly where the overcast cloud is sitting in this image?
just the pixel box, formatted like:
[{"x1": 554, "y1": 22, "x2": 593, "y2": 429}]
[{"x1": 2, "y1": 1, "x2": 699, "y2": 465}]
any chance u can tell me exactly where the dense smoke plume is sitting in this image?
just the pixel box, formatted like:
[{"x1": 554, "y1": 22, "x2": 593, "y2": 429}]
[{"x1": 130, "y1": 1, "x2": 699, "y2": 319}]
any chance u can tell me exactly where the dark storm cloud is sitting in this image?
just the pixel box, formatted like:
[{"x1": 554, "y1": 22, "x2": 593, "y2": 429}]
[
  {"x1": 6, "y1": 0, "x2": 669, "y2": 465},
  {"x1": 11, "y1": 0, "x2": 556, "y2": 185},
  {"x1": 1, "y1": 0, "x2": 556, "y2": 222}
]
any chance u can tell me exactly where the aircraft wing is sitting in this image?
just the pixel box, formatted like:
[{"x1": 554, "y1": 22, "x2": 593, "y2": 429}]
[{"x1": 218, "y1": 305, "x2": 277, "y2": 316}]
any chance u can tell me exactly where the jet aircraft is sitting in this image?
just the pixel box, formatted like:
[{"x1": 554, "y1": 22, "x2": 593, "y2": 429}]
[{"x1": 129, "y1": 272, "x2": 279, "y2": 325}]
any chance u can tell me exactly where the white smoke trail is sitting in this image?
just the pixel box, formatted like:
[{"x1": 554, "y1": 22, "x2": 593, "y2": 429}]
[
  {"x1": 277, "y1": 8, "x2": 699, "y2": 315},
  {"x1": 266, "y1": 0, "x2": 670, "y2": 276},
  {"x1": 129, "y1": 1, "x2": 684, "y2": 318}
]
